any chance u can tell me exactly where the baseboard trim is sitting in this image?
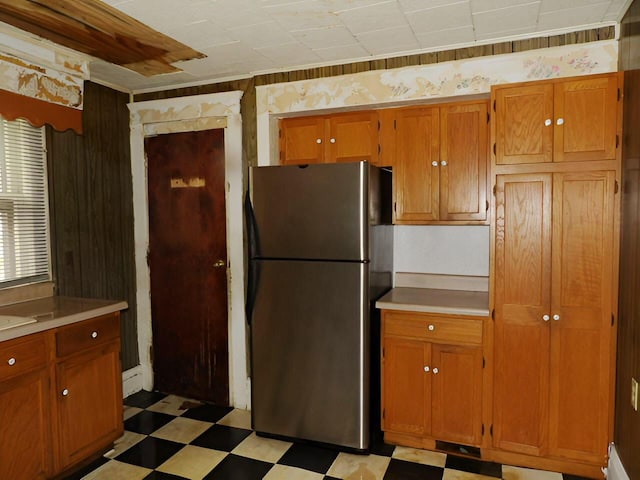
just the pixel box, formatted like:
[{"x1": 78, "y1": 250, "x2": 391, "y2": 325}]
[
  {"x1": 122, "y1": 365, "x2": 144, "y2": 398},
  {"x1": 607, "y1": 444, "x2": 630, "y2": 480}
]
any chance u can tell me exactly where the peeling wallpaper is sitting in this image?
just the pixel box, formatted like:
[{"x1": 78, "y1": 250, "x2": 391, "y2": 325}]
[{"x1": 0, "y1": 50, "x2": 86, "y2": 109}]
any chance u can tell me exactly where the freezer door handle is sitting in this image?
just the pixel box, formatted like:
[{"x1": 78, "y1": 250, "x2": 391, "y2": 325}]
[{"x1": 245, "y1": 193, "x2": 260, "y2": 325}]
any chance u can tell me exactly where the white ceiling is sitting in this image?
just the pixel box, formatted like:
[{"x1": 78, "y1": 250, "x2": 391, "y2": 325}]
[{"x1": 23, "y1": 0, "x2": 640, "y2": 92}]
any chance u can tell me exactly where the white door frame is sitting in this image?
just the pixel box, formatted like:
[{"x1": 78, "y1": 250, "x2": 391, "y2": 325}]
[{"x1": 127, "y1": 91, "x2": 249, "y2": 408}]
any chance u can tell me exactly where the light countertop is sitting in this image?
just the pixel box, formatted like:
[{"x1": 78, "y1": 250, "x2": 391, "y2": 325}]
[
  {"x1": 376, "y1": 287, "x2": 489, "y2": 317},
  {"x1": 0, "y1": 296, "x2": 128, "y2": 342}
]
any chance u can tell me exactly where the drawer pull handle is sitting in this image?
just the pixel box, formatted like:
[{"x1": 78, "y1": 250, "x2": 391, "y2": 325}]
[
  {"x1": 91, "y1": 331, "x2": 98, "y2": 339},
  {"x1": 423, "y1": 366, "x2": 430, "y2": 372},
  {"x1": 62, "y1": 389, "x2": 69, "y2": 396},
  {"x1": 428, "y1": 324, "x2": 435, "y2": 331},
  {"x1": 432, "y1": 367, "x2": 439, "y2": 374},
  {"x1": 7, "y1": 357, "x2": 16, "y2": 366}
]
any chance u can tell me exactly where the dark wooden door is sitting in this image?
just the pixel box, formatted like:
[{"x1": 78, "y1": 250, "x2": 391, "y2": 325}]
[{"x1": 146, "y1": 129, "x2": 229, "y2": 404}]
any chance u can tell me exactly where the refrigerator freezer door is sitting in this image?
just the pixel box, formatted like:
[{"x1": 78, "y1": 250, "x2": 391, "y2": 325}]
[
  {"x1": 251, "y1": 259, "x2": 370, "y2": 450},
  {"x1": 251, "y1": 162, "x2": 369, "y2": 261}
]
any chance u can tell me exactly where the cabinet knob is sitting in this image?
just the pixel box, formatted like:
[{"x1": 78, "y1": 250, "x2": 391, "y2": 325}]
[
  {"x1": 91, "y1": 331, "x2": 98, "y2": 339},
  {"x1": 432, "y1": 367, "x2": 439, "y2": 374},
  {"x1": 424, "y1": 366, "x2": 430, "y2": 372},
  {"x1": 556, "y1": 118, "x2": 564, "y2": 126},
  {"x1": 330, "y1": 138, "x2": 336, "y2": 144},
  {"x1": 62, "y1": 389, "x2": 69, "y2": 396},
  {"x1": 428, "y1": 324, "x2": 435, "y2": 331},
  {"x1": 440, "y1": 160, "x2": 448, "y2": 166},
  {"x1": 431, "y1": 161, "x2": 438, "y2": 167},
  {"x1": 545, "y1": 119, "x2": 552, "y2": 126},
  {"x1": 553, "y1": 314, "x2": 560, "y2": 321},
  {"x1": 542, "y1": 314, "x2": 550, "y2": 322},
  {"x1": 316, "y1": 138, "x2": 322, "y2": 144},
  {"x1": 7, "y1": 357, "x2": 16, "y2": 366}
]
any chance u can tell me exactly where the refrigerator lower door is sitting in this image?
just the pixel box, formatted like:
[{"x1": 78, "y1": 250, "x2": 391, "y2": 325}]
[{"x1": 251, "y1": 259, "x2": 370, "y2": 450}]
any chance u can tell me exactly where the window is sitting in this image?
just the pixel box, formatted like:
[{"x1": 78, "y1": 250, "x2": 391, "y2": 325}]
[{"x1": 0, "y1": 118, "x2": 50, "y2": 288}]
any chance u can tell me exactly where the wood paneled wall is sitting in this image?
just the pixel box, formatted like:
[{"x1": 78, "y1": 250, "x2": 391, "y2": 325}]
[
  {"x1": 617, "y1": 2, "x2": 640, "y2": 478},
  {"x1": 47, "y1": 82, "x2": 138, "y2": 370}
]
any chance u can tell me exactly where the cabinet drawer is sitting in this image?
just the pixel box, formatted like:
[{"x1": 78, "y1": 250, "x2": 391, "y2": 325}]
[
  {"x1": 0, "y1": 333, "x2": 48, "y2": 381},
  {"x1": 56, "y1": 313, "x2": 120, "y2": 358},
  {"x1": 384, "y1": 312, "x2": 483, "y2": 345}
]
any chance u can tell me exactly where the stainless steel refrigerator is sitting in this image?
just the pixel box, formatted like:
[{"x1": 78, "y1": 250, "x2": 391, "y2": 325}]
[{"x1": 246, "y1": 161, "x2": 393, "y2": 451}]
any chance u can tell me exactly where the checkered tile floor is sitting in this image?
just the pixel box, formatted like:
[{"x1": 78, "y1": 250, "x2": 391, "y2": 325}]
[{"x1": 65, "y1": 391, "x2": 591, "y2": 480}]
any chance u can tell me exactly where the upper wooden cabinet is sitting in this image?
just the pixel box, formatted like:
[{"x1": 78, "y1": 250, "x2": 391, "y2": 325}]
[
  {"x1": 492, "y1": 170, "x2": 616, "y2": 465},
  {"x1": 393, "y1": 101, "x2": 489, "y2": 224},
  {"x1": 493, "y1": 73, "x2": 621, "y2": 165},
  {"x1": 279, "y1": 111, "x2": 379, "y2": 165}
]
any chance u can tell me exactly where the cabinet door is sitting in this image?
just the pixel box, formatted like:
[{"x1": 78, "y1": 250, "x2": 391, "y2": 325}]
[
  {"x1": 383, "y1": 336, "x2": 430, "y2": 436},
  {"x1": 279, "y1": 116, "x2": 326, "y2": 165},
  {"x1": 328, "y1": 111, "x2": 379, "y2": 164},
  {"x1": 494, "y1": 84, "x2": 554, "y2": 165},
  {"x1": 548, "y1": 171, "x2": 615, "y2": 462},
  {"x1": 394, "y1": 107, "x2": 440, "y2": 222},
  {"x1": 440, "y1": 102, "x2": 488, "y2": 221},
  {"x1": 0, "y1": 369, "x2": 50, "y2": 480},
  {"x1": 55, "y1": 342, "x2": 123, "y2": 470},
  {"x1": 431, "y1": 344, "x2": 483, "y2": 446},
  {"x1": 493, "y1": 173, "x2": 552, "y2": 456},
  {"x1": 553, "y1": 76, "x2": 618, "y2": 163}
]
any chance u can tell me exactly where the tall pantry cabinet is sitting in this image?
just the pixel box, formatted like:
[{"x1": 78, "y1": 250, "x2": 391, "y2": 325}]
[{"x1": 487, "y1": 72, "x2": 622, "y2": 477}]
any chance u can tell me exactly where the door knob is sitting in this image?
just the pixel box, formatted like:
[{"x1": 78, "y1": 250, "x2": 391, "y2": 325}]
[
  {"x1": 423, "y1": 366, "x2": 430, "y2": 372},
  {"x1": 553, "y1": 314, "x2": 560, "y2": 321},
  {"x1": 542, "y1": 314, "x2": 550, "y2": 322},
  {"x1": 213, "y1": 260, "x2": 226, "y2": 268}
]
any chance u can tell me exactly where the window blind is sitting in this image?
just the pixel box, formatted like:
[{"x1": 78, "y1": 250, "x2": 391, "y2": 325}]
[{"x1": 0, "y1": 118, "x2": 50, "y2": 288}]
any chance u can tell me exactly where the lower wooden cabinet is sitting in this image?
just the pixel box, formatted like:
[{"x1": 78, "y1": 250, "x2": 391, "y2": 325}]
[
  {"x1": 0, "y1": 312, "x2": 123, "y2": 478},
  {"x1": 381, "y1": 310, "x2": 484, "y2": 449}
]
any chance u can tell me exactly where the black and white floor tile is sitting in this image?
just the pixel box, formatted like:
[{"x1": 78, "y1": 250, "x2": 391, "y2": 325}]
[{"x1": 65, "y1": 391, "x2": 592, "y2": 480}]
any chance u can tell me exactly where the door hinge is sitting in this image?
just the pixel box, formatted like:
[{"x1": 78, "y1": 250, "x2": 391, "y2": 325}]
[
  {"x1": 490, "y1": 424, "x2": 494, "y2": 436},
  {"x1": 487, "y1": 112, "x2": 490, "y2": 124},
  {"x1": 382, "y1": 347, "x2": 385, "y2": 359},
  {"x1": 618, "y1": 88, "x2": 621, "y2": 101},
  {"x1": 382, "y1": 408, "x2": 385, "y2": 419},
  {"x1": 612, "y1": 314, "x2": 615, "y2": 327},
  {"x1": 491, "y1": 309, "x2": 495, "y2": 320},
  {"x1": 482, "y1": 357, "x2": 486, "y2": 368},
  {"x1": 486, "y1": 200, "x2": 490, "y2": 211},
  {"x1": 394, "y1": 202, "x2": 397, "y2": 212},
  {"x1": 493, "y1": 99, "x2": 496, "y2": 112},
  {"x1": 394, "y1": 119, "x2": 397, "y2": 129},
  {"x1": 616, "y1": 135, "x2": 620, "y2": 148},
  {"x1": 482, "y1": 424, "x2": 485, "y2": 435},
  {"x1": 146, "y1": 248, "x2": 150, "y2": 267},
  {"x1": 493, "y1": 143, "x2": 496, "y2": 156},
  {"x1": 378, "y1": 120, "x2": 381, "y2": 131},
  {"x1": 149, "y1": 345, "x2": 154, "y2": 363},
  {"x1": 615, "y1": 180, "x2": 619, "y2": 194},
  {"x1": 492, "y1": 185, "x2": 496, "y2": 196}
]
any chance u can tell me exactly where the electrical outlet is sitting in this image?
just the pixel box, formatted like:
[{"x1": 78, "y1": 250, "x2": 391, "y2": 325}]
[{"x1": 632, "y1": 378, "x2": 639, "y2": 412}]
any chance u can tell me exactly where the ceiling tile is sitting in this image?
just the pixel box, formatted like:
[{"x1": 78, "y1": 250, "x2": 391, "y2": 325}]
[
  {"x1": 292, "y1": 26, "x2": 357, "y2": 48},
  {"x1": 228, "y1": 21, "x2": 296, "y2": 48},
  {"x1": 356, "y1": 26, "x2": 420, "y2": 55},
  {"x1": 470, "y1": 0, "x2": 539, "y2": 14},
  {"x1": 338, "y1": 1, "x2": 409, "y2": 35},
  {"x1": 416, "y1": 25, "x2": 476, "y2": 49},
  {"x1": 166, "y1": 20, "x2": 237, "y2": 50},
  {"x1": 407, "y1": 2, "x2": 473, "y2": 35},
  {"x1": 538, "y1": 1, "x2": 610, "y2": 28},
  {"x1": 326, "y1": 0, "x2": 399, "y2": 13},
  {"x1": 539, "y1": 0, "x2": 609, "y2": 13},
  {"x1": 312, "y1": 43, "x2": 371, "y2": 61},
  {"x1": 256, "y1": 42, "x2": 322, "y2": 66},
  {"x1": 399, "y1": 0, "x2": 464, "y2": 13},
  {"x1": 475, "y1": 25, "x2": 537, "y2": 40},
  {"x1": 473, "y1": 2, "x2": 539, "y2": 36},
  {"x1": 265, "y1": 1, "x2": 342, "y2": 30}
]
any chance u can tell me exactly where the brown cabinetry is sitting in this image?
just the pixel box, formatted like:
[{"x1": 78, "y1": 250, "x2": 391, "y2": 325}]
[
  {"x1": 493, "y1": 74, "x2": 620, "y2": 165},
  {"x1": 492, "y1": 170, "x2": 617, "y2": 468},
  {"x1": 53, "y1": 313, "x2": 123, "y2": 471},
  {"x1": 0, "y1": 312, "x2": 123, "y2": 479},
  {"x1": 0, "y1": 333, "x2": 51, "y2": 480},
  {"x1": 382, "y1": 310, "x2": 483, "y2": 449},
  {"x1": 392, "y1": 101, "x2": 488, "y2": 224},
  {"x1": 279, "y1": 111, "x2": 379, "y2": 165}
]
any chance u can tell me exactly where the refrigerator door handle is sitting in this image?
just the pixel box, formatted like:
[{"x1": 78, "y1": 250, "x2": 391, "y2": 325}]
[{"x1": 245, "y1": 193, "x2": 260, "y2": 325}]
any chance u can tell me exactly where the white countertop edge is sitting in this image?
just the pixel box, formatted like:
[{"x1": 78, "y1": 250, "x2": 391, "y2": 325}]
[
  {"x1": 0, "y1": 301, "x2": 128, "y2": 343},
  {"x1": 375, "y1": 300, "x2": 489, "y2": 317}
]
